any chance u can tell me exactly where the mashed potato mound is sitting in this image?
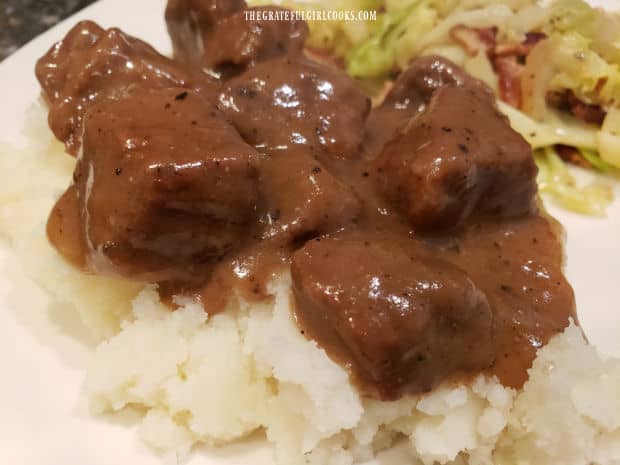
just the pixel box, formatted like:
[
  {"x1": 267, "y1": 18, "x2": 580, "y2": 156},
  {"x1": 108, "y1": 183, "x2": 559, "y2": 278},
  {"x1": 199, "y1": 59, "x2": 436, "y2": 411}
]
[{"x1": 1, "y1": 104, "x2": 620, "y2": 465}]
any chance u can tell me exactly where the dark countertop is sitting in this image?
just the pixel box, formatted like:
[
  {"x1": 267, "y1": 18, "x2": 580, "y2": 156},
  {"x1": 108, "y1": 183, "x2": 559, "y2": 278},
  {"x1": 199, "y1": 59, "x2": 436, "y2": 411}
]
[{"x1": 1, "y1": 0, "x2": 96, "y2": 61}]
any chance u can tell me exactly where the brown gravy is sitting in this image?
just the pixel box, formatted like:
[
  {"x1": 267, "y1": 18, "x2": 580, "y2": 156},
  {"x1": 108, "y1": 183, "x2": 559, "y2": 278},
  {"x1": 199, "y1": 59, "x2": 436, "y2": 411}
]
[{"x1": 39, "y1": 1, "x2": 576, "y2": 401}]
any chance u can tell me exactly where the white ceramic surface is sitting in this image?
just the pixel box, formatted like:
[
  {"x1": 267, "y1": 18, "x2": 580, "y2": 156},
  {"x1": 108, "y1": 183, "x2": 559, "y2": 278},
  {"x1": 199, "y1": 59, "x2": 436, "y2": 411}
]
[{"x1": 0, "y1": 1, "x2": 618, "y2": 464}]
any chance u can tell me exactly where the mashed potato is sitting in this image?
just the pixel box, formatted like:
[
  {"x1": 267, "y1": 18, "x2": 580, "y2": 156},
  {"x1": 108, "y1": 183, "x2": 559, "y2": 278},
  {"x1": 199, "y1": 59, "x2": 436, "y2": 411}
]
[{"x1": 1, "y1": 103, "x2": 620, "y2": 465}]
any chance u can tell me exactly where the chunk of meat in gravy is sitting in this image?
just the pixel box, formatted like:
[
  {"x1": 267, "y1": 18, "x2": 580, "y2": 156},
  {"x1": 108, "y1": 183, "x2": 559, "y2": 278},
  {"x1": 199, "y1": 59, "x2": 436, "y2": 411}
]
[
  {"x1": 374, "y1": 85, "x2": 538, "y2": 231},
  {"x1": 291, "y1": 236, "x2": 495, "y2": 400},
  {"x1": 202, "y1": 7, "x2": 309, "y2": 78},
  {"x1": 35, "y1": 20, "x2": 214, "y2": 155},
  {"x1": 259, "y1": 150, "x2": 362, "y2": 242},
  {"x1": 194, "y1": 149, "x2": 364, "y2": 309},
  {"x1": 434, "y1": 215, "x2": 576, "y2": 388},
  {"x1": 165, "y1": 0, "x2": 246, "y2": 65},
  {"x1": 191, "y1": 150, "x2": 364, "y2": 311},
  {"x1": 47, "y1": 88, "x2": 259, "y2": 282},
  {"x1": 219, "y1": 57, "x2": 370, "y2": 159},
  {"x1": 35, "y1": 20, "x2": 104, "y2": 103},
  {"x1": 366, "y1": 56, "x2": 478, "y2": 154}
]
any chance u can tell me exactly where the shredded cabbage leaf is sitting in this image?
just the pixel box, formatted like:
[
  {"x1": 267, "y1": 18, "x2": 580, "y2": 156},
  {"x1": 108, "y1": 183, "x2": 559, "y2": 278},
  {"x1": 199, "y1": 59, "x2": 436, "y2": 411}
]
[
  {"x1": 535, "y1": 147, "x2": 614, "y2": 216},
  {"x1": 545, "y1": 32, "x2": 620, "y2": 108},
  {"x1": 598, "y1": 107, "x2": 620, "y2": 167},
  {"x1": 347, "y1": 1, "x2": 437, "y2": 77}
]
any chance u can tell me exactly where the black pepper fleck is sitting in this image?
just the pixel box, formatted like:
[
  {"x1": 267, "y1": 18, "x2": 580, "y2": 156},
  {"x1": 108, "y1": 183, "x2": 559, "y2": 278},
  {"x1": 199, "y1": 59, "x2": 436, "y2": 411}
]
[{"x1": 238, "y1": 87, "x2": 257, "y2": 98}]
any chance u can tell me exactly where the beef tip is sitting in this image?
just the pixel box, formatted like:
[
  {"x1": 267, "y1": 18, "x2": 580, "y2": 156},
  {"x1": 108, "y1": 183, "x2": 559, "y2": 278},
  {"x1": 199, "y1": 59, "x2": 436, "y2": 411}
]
[
  {"x1": 387, "y1": 55, "x2": 474, "y2": 103},
  {"x1": 67, "y1": 87, "x2": 259, "y2": 282},
  {"x1": 166, "y1": 1, "x2": 306, "y2": 77},
  {"x1": 202, "y1": 7, "x2": 308, "y2": 78},
  {"x1": 374, "y1": 85, "x2": 537, "y2": 231},
  {"x1": 35, "y1": 20, "x2": 104, "y2": 103},
  {"x1": 260, "y1": 150, "x2": 361, "y2": 242},
  {"x1": 35, "y1": 21, "x2": 214, "y2": 155},
  {"x1": 443, "y1": 217, "x2": 576, "y2": 388},
  {"x1": 366, "y1": 56, "x2": 479, "y2": 154},
  {"x1": 291, "y1": 237, "x2": 494, "y2": 400},
  {"x1": 165, "y1": 0, "x2": 246, "y2": 65},
  {"x1": 219, "y1": 57, "x2": 370, "y2": 159}
]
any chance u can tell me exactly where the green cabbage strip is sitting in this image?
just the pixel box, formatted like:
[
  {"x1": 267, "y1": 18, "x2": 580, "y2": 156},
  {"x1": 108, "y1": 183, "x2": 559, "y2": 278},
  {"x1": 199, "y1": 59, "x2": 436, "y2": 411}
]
[
  {"x1": 578, "y1": 148, "x2": 620, "y2": 175},
  {"x1": 535, "y1": 147, "x2": 613, "y2": 216},
  {"x1": 346, "y1": 1, "x2": 433, "y2": 78}
]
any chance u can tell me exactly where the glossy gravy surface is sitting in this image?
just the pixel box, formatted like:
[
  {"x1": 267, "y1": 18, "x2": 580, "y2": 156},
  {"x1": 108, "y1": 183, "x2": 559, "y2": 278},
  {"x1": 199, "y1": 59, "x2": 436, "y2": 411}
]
[{"x1": 39, "y1": 2, "x2": 576, "y2": 401}]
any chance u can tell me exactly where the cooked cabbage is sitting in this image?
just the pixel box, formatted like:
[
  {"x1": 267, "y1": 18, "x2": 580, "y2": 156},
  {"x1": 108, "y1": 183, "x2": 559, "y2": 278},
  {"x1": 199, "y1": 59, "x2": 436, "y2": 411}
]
[
  {"x1": 498, "y1": 101, "x2": 599, "y2": 150},
  {"x1": 535, "y1": 147, "x2": 614, "y2": 216},
  {"x1": 598, "y1": 107, "x2": 620, "y2": 168},
  {"x1": 545, "y1": 32, "x2": 620, "y2": 108},
  {"x1": 347, "y1": 1, "x2": 437, "y2": 77}
]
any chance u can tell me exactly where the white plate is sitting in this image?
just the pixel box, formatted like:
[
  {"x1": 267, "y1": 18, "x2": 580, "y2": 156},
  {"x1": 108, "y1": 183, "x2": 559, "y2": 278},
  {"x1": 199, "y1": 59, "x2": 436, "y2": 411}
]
[{"x1": 0, "y1": 1, "x2": 618, "y2": 464}]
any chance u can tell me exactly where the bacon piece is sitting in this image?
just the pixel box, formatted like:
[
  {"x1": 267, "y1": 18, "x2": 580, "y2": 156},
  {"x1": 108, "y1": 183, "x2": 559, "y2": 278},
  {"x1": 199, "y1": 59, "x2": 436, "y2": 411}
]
[
  {"x1": 450, "y1": 25, "x2": 497, "y2": 57},
  {"x1": 491, "y1": 32, "x2": 548, "y2": 110},
  {"x1": 494, "y1": 56, "x2": 523, "y2": 108},
  {"x1": 523, "y1": 31, "x2": 548, "y2": 46},
  {"x1": 547, "y1": 90, "x2": 606, "y2": 126},
  {"x1": 495, "y1": 32, "x2": 548, "y2": 58},
  {"x1": 554, "y1": 144, "x2": 591, "y2": 169},
  {"x1": 569, "y1": 98, "x2": 607, "y2": 126},
  {"x1": 448, "y1": 26, "x2": 521, "y2": 107},
  {"x1": 449, "y1": 27, "x2": 548, "y2": 110}
]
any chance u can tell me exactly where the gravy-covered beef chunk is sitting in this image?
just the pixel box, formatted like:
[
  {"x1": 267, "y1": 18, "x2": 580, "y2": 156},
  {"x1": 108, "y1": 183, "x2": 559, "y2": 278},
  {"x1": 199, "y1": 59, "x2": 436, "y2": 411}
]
[
  {"x1": 165, "y1": 0, "x2": 246, "y2": 65},
  {"x1": 386, "y1": 55, "x2": 474, "y2": 107},
  {"x1": 292, "y1": 237, "x2": 494, "y2": 400},
  {"x1": 203, "y1": 7, "x2": 308, "y2": 78},
  {"x1": 260, "y1": 150, "x2": 361, "y2": 242},
  {"x1": 366, "y1": 56, "x2": 477, "y2": 154},
  {"x1": 220, "y1": 57, "x2": 370, "y2": 158},
  {"x1": 374, "y1": 85, "x2": 537, "y2": 230},
  {"x1": 48, "y1": 88, "x2": 258, "y2": 282},
  {"x1": 435, "y1": 216, "x2": 576, "y2": 388},
  {"x1": 36, "y1": 20, "x2": 104, "y2": 103},
  {"x1": 35, "y1": 21, "x2": 211, "y2": 155}
]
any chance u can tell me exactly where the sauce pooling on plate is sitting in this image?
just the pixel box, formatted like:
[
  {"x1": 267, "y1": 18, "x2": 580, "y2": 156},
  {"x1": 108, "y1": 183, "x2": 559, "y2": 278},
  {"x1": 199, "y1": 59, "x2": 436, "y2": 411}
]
[{"x1": 37, "y1": 0, "x2": 576, "y2": 400}]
